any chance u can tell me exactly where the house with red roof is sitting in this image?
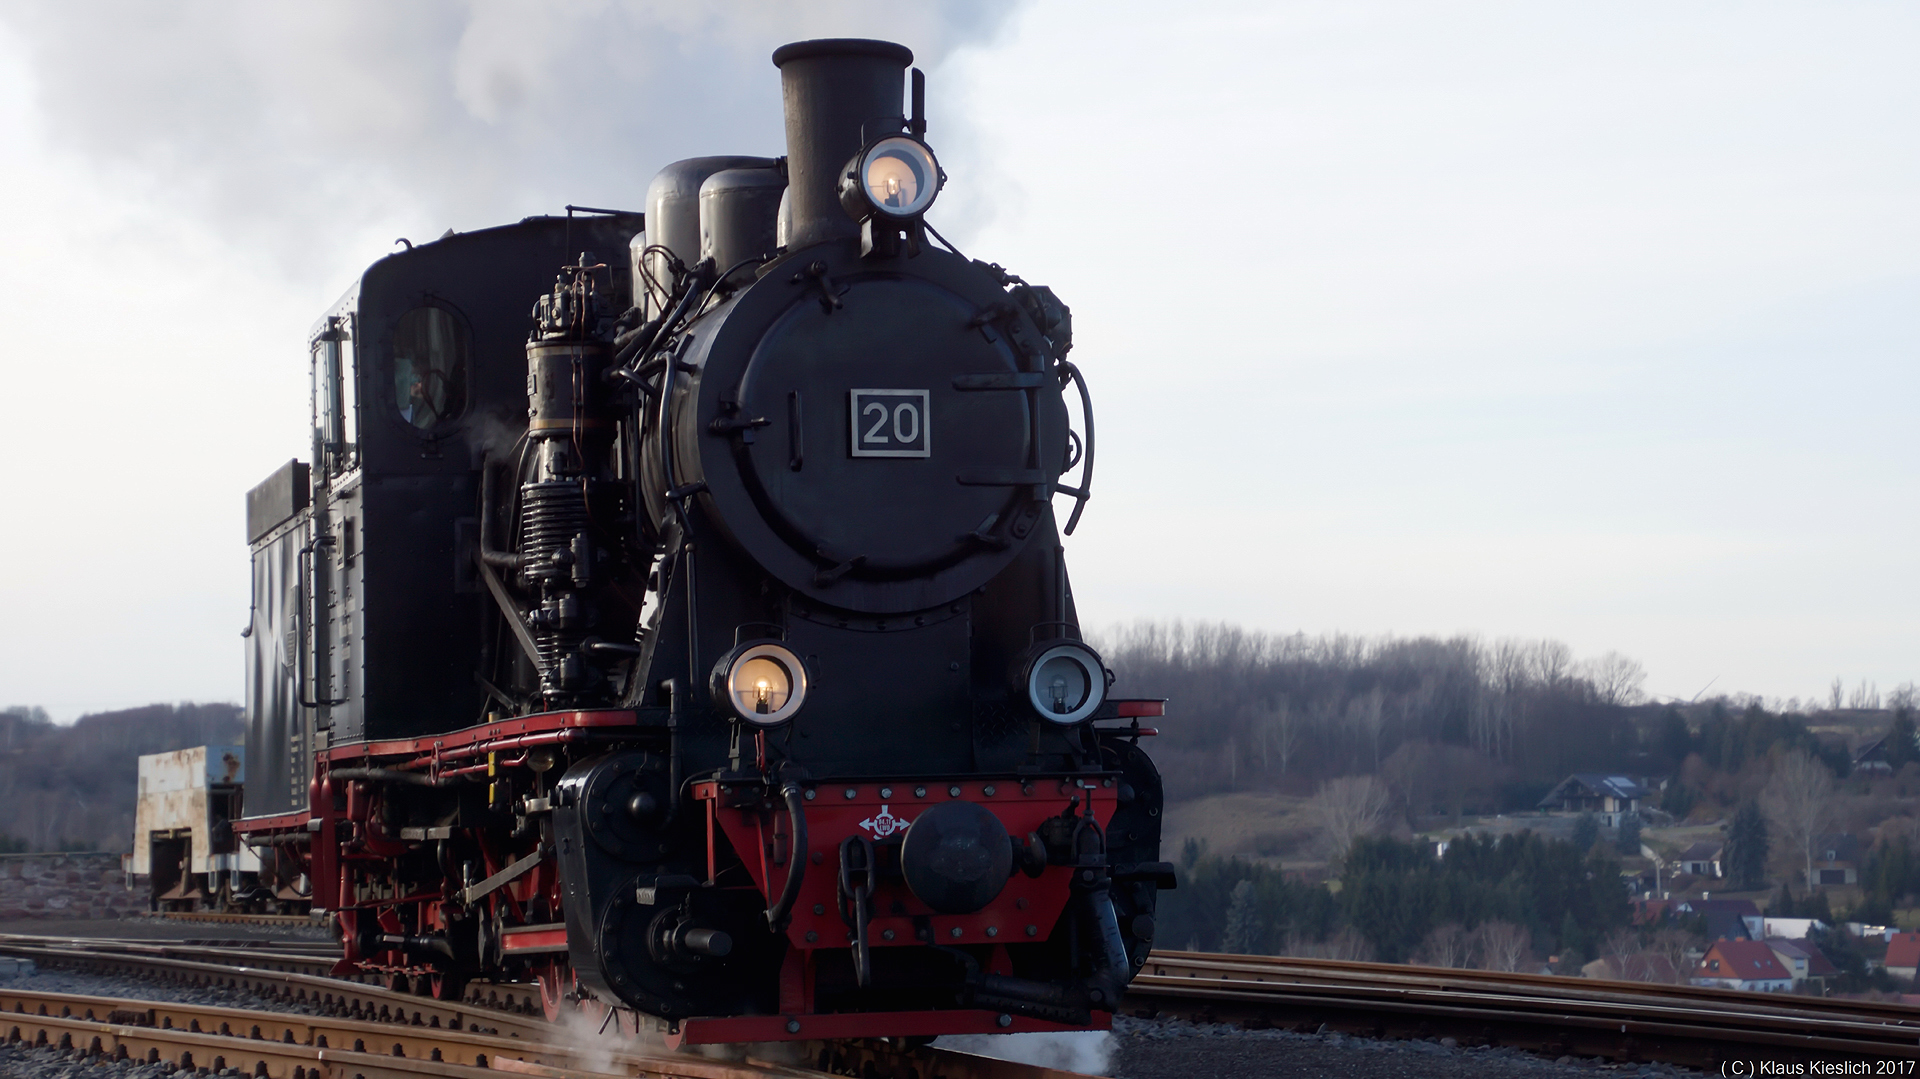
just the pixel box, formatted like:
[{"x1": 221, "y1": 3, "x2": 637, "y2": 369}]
[
  {"x1": 1765, "y1": 938, "x2": 1838, "y2": 990},
  {"x1": 1884, "y1": 932, "x2": 1920, "y2": 982},
  {"x1": 1631, "y1": 898, "x2": 1678, "y2": 925},
  {"x1": 1676, "y1": 897, "x2": 1761, "y2": 941},
  {"x1": 1691, "y1": 939, "x2": 1793, "y2": 992}
]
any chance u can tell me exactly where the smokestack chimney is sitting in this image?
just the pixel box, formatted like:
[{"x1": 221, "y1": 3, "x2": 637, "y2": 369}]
[{"x1": 772, "y1": 38, "x2": 913, "y2": 251}]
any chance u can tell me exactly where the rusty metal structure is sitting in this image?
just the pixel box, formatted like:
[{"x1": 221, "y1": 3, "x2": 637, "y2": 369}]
[{"x1": 131, "y1": 747, "x2": 277, "y2": 911}]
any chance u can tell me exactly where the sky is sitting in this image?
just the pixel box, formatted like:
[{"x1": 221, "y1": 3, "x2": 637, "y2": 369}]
[{"x1": 0, "y1": 1, "x2": 1915, "y2": 718}]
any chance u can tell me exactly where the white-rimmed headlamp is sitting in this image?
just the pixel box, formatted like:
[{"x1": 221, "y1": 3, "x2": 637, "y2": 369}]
[
  {"x1": 839, "y1": 136, "x2": 943, "y2": 223},
  {"x1": 710, "y1": 641, "x2": 808, "y2": 727},
  {"x1": 1018, "y1": 641, "x2": 1108, "y2": 725}
]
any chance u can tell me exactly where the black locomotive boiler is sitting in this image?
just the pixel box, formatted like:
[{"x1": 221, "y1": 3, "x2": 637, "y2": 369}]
[{"x1": 234, "y1": 38, "x2": 1170, "y2": 1045}]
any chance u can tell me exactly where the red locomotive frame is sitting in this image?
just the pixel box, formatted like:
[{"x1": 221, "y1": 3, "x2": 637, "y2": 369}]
[{"x1": 235, "y1": 701, "x2": 1163, "y2": 1042}]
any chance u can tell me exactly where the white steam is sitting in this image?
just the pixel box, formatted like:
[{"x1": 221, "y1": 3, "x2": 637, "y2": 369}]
[
  {"x1": 0, "y1": 0, "x2": 1020, "y2": 284},
  {"x1": 935, "y1": 1030, "x2": 1115, "y2": 1076},
  {"x1": 557, "y1": 1004, "x2": 640, "y2": 1076}
]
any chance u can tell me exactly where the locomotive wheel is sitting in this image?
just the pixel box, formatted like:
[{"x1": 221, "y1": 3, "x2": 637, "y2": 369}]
[
  {"x1": 388, "y1": 974, "x2": 412, "y2": 995},
  {"x1": 534, "y1": 960, "x2": 572, "y2": 1022}
]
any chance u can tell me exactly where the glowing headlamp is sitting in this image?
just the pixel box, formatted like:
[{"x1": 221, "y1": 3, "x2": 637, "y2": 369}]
[
  {"x1": 838, "y1": 136, "x2": 944, "y2": 260},
  {"x1": 711, "y1": 641, "x2": 808, "y2": 727},
  {"x1": 850, "y1": 137, "x2": 939, "y2": 220}
]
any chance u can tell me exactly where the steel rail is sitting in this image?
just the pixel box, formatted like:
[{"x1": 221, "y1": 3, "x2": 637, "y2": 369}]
[
  {"x1": 0, "y1": 938, "x2": 1096, "y2": 1079},
  {"x1": 0, "y1": 987, "x2": 823, "y2": 1079},
  {"x1": 0, "y1": 942, "x2": 550, "y2": 1038},
  {"x1": 135, "y1": 910, "x2": 323, "y2": 927},
  {"x1": 0, "y1": 937, "x2": 342, "y2": 976},
  {"x1": 1130, "y1": 949, "x2": 1920, "y2": 1068},
  {"x1": 0, "y1": 986, "x2": 1091, "y2": 1079},
  {"x1": 1147, "y1": 949, "x2": 1920, "y2": 1022}
]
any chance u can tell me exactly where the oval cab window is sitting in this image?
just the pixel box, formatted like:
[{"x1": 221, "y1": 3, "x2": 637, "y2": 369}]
[{"x1": 393, "y1": 306, "x2": 469, "y2": 429}]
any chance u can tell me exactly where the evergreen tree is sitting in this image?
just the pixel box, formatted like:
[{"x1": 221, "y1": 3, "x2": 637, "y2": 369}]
[
  {"x1": 1571, "y1": 813, "x2": 1599, "y2": 854},
  {"x1": 1558, "y1": 909, "x2": 1590, "y2": 964},
  {"x1": 1725, "y1": 804, "x2": 1769, "y2": 890},
  {"x1": 1804, "y1": 888, "x2": 1834, "y2": 925},
  {"x1": 1886, "y1": 711, "x2": 1919, "y2": 771},
  {"x1": 1770, "y1": 882, "x2": 1798, "y2": 917},
  {"x1": 1222, "y1": 879, "x2": 1264, "y2": 955},
  {"x1": 1857, "y1": 835, "x2": 1916, "y2": 925},
  {"x1": 1654, "y1": 709, "x2": 1694, "y2": 769},
  {"x1": 1661, "y1": 783, "x2": 1697, "y2": 818},
  {"x1": 1616, "y1": 814, "x2": 1642, "y2": 856}
]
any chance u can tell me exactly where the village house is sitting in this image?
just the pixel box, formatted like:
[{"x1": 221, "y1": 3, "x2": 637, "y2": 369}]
[
  {"x1": 1852, "y1": 727, "x2": 1912, "y2": 773},
  {"x1": 1764, "y1": 938, "x2": 1837, "y2": 991},
  {"x1": 1537, "y1": 774, "x2": 1648, "y2": 827},
  {"x1": 1811, "y1": 833, "x2": 1862, "y2": 887},
  {"x1": 1691, "y1": 940, "x2": 1794, "y2": 992},
  {"x1": 1676, "y1": 842, "x2": 1723, "y2": 879},
  {"x1": 1676, "y1": 897, "x2": 1761, "y2": 941},
  {"x1": 1884, "y1": 932, "x2": 1920, "y2": 982},
  {"x1": 1631, "y1": 897, "x2": 1679, "y2": 925}
]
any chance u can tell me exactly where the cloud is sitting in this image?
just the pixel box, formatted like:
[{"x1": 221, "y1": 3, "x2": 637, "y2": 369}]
[{"x1": 0, "y1": 0, "x2": 1021, "y2": 281}]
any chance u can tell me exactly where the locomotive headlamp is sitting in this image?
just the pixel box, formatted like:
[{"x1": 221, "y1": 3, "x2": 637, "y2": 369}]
[
  {"x1": 839, "y1": 136, "x2": 942, "y2": 223},
  {"x1": 1018, "y1": 640, "x2": 1109, "y2": 725},
  {"x1": 711, "y1": 642, "x2": 808, "y2": 726}
]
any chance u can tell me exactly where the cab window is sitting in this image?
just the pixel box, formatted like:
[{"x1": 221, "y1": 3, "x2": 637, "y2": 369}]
[{"x1": 393, "y1": 306, "x2": 468, "y2": 429}]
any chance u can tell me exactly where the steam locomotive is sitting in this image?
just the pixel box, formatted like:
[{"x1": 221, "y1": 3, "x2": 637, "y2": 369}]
[{"x1": 233, "y1": 38, "x2": 1170, "y2": 1045}]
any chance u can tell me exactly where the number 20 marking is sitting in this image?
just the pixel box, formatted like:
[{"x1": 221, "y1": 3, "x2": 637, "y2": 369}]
[
  {"x1": 849, "y1": 389, "x2": 930, "y2": 458},
  {"x1": 863, "y1": 402, "x2": 920, "y2": 445}
]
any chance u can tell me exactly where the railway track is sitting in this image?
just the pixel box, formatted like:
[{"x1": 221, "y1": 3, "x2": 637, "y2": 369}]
[
  {"x1": 136, "y1": 910, "x2": 324, "y2": 927},
  {"x1": 0, "y1": 935, "x2": 1090, "y2": 1079},
  {"x1": 1132, "y1": 949, "x2": 1920, "y2": 1068},
  {"x1": 0, "y1": 984, "x2": 896, "y2": 1079},
  {"x1": 13, "y1": 927, "x2": 1917, "y2": 1072}
]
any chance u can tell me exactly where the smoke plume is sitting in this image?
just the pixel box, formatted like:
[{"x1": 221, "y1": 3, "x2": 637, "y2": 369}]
[{"x1": 0, "y1": 0, "x2": 1020, "y2": 281}]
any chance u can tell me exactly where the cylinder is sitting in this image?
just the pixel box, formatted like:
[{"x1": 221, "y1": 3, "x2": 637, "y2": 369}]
[
  {"x1": 699, "y1": 165, "x2": 787, "y2": 271},
  {"x1": 771, "y1": 38, "x2": 913, "y2": 250},
  {"x1": 643, "y1": 156, "x2": 776, "y2": 315}
]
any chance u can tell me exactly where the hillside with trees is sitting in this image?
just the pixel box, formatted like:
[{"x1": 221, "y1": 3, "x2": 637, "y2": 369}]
[
  {"x1": 0, "y1": 703, "x2": 243, "y2": 852},
  {"x1": 1100, "y1": 621, "x2": 1920, "y2": 975},
  {"x1": 1099, "y1": 622, "x2": 1654, "y2": 806}
]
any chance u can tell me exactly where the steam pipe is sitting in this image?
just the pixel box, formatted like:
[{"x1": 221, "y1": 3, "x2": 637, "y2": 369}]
[{"x1": 330, "y1": 767, "x2": 453, "y2": 788}]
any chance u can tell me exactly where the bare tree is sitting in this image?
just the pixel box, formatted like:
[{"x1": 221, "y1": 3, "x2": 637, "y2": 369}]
[
  {"x1": 1473, "y1": 921, "x2": 1532, "y2": 972},
  {"x1": 1583, "y1": 652, "x2": 1647, "y2": 707},
  {"x1": 1829, "y1": 678, "x2": 1845, "y2": 712},
  {"x1": 1312, "y1": 775, "x2": 1391, "y2": 865},
  {"x1": 1528, "y1": 640, "x2": 1575, "y2": 688},
  {"x1": 1762, "y1": 749, "x2": 1837, "y2": 889},
  {"x1": 1468, "y1": 690, "x2": 1515, "y2": 762},
  {"x1": 1286, "y1": 928, "x2": 1376, "y2": 962},
  {"x1": 1487, "y1": 639, "x2": 1532, "y2": 696},
  {"x1": 1347, "y1": 689, "x2": 1387, "y2": 771},
  {"x1": 1849, "y1": 680, "x2": 1881, "y2": 710},
  {"x1": 1414, "y1": 923, "x2": 1473, "y2": 969},
  {"x1": 1890, "y1": 683, "x2": 1920, "y2": 713},
  {"x1": 1382, "y1": 742, "x2": 1439, "y2": 826},
  {"x1": 1643, "y1": 927, "x2": 1695, "y2": 985},
  {"x1": 1255, "y1": 700, "x2": 1299, "y2": 776},
  {"x1": 1595, "y1": 928, "x2": 1636, "y2": 980},
  {"x1": 1320, "y1": 927, "x2": 1375, "y2": 962}
]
